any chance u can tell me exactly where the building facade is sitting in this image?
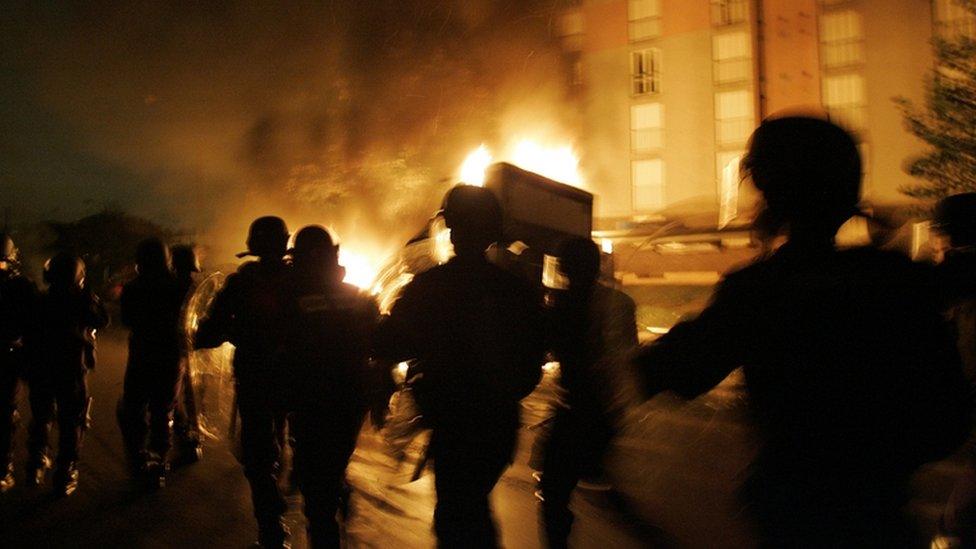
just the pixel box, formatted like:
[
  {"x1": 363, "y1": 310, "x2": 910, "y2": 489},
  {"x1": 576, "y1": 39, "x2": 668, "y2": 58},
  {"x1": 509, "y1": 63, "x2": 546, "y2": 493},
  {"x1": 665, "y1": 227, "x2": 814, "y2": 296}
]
[{"x1": 561, "y1": 0, "x2": 953, "y2": 227}]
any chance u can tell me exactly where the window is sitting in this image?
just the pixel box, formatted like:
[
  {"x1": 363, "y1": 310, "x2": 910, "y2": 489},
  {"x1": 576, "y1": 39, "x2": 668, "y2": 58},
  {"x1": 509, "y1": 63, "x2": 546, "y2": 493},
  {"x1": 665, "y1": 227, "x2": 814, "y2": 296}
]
[
  {"x1": 820, "y1": 10, "x2": 864, "y2": 68},
  {"x1": 713, "y1": 32, "x2": 752, "y2": 84},
  {"x1": 823, "y1": 73, "x2": 866, "y2": 132},
  {"x1": 631, "y1": 103, "x2": 664, "y2": 152},
  {"x1": 711, "y1": 0, "x2": 747, "y2": 26},
  {"x1": 631, "y1": 48, "x2": 661, "y2": 95},
  {"x1": 715, "y1": 90, "x2": 754, "y2": 146},
  {"x1": 559, "y1": 10, "x2": 584, "y2": 51},
  {"x1": 633, "y1": 159, "x2": 665, "y2": 211},
  {"x1": 629, "y1": 0, "x2": 662, "y2": 42},
  {"x1": 717, "y1": 151, "x2": 743, "y2": 227},
  {"x1": 935, "y1": 0, "x2": 976, "y2": 38}
]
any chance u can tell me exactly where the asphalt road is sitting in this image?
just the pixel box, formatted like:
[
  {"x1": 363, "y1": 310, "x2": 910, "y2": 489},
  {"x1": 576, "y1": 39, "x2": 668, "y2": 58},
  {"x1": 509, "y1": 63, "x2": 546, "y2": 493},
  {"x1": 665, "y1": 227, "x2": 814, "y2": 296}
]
[{"x1": 0, "y1": 330, "x2": 963, "y2": 548}]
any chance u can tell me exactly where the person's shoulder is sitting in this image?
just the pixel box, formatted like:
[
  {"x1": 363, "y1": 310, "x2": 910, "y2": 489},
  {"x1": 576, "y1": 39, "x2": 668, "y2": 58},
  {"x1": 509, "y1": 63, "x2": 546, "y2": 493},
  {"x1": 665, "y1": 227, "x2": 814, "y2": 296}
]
[
  {"x1": 7, "y1": 274, "x2": 37, "y2": 294},
  {"x1": 235, "y1": 260, "x2": 261, "y2": 277},
  {"x1": 596, "y1": 284, "x2": 636, "y2": 310}
]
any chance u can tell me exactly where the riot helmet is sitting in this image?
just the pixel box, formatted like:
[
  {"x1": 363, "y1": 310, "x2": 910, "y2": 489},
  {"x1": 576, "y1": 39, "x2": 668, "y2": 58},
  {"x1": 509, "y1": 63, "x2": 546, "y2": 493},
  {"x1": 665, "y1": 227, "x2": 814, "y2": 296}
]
[
  {"x1": 742, "y1": 117, "x2": 861, "y2": 241},
  {"x1": 238, "y1": 216, "x2": 289, "y2": 259},
  {"x1": 0, "y1": 233, "x2": 17, "y2": 266},
  {"x1": 933, "y1": 192, "x2": 976, "y2": 248},
  {"x1": 44, "y1": 252, "x2": 86, "y2": 290},
  {"x1": 171, "y1": 244, "x2": 201, "y2": 275},
  {"x1": 440, "y1": 185, "x2": 503, "y2": 256},
  {"x1": 290, "y1": 225, "x2": 340, "y2": 278},
  {"x1": 135, "y1": 237, "x2": 172, "y2": 277},
  {"x1": 557, "y1": 237, "x2": 601, "y2": 291}
]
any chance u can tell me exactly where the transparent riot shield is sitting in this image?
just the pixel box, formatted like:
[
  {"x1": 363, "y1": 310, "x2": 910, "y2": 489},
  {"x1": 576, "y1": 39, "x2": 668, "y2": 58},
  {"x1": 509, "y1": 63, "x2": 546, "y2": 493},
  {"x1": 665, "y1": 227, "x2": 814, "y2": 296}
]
[{"x1": 182, "y1": 272, "x2": 236, "y2": 442}]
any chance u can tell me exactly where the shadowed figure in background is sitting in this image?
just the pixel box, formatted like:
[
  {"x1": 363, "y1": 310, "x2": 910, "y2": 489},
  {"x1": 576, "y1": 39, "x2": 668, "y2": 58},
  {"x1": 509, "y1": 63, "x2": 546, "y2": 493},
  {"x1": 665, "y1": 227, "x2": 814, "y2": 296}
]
[
  {"x1": 25, "y1": 252, "x2": 108, "y2": 497},
  {"x1": 278, "y1": 226, "x2": 379, "y2": 548},
  {"x1": 932, "y1": 193, "x2": 976, "y2": 545},
  {"x1": 538, "y1": 237, "x2": 637, "y2": 549},
  {"x1": 196, "y1": 216, "x2": 291, "y2": 549},
  {"x1": 636, "y1": 117, "x2": 970, "y2": 547},
  {"x1": 374, "y1": 185, "x2": 546, "y2": 548},
  {"x1": 118, "y1": 238, "x2": 185, "y2": 487},
  {"x1": 171, "y1": 244, "x2": 203, "y2": 465},
  {"x1": 0, "y1": 234, "x2": 37, "y2": 492}
]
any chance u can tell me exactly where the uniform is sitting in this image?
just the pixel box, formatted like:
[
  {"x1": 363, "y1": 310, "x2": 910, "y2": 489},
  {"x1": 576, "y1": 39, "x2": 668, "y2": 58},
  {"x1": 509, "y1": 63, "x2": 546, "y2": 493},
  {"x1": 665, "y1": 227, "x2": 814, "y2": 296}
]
[
  {"x1": 0, "y1": 266, "x2": 36, "y2": 490},
  {"x1": 118, "y1": 269, "x2": 185, "y2": 473},
  {"x1": 541, "y1": 284, "x2": 637, "y2": 548},
  {"x1": 278, "y1": 253, "x2": 378, "y2": 547},
  {"x1": 637, "y1": 243, "x2": 969, "y2": 545},
  {"x1": 375, "y1": 253, "x2": 545, "y2": 547},
  {"x1": 26, "y1": 283, "x2": 108, "y2": 494},
  {"x1": 197, "y1": 257, "x2": 290, "y2": 546}
]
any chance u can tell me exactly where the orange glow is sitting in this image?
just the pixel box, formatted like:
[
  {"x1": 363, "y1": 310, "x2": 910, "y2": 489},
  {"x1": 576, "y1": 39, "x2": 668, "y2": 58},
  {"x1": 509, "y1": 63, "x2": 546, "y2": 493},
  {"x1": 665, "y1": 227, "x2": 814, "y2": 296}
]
[
  {"x1": 458, "y1": 145, "x2": 493, "y2": 187},
  {"x1": 457, "y1": 139, "x2": 584, "y2": 188},
  {"x1": 338, "y1": 248, "x2": 382, "y2": 291}
]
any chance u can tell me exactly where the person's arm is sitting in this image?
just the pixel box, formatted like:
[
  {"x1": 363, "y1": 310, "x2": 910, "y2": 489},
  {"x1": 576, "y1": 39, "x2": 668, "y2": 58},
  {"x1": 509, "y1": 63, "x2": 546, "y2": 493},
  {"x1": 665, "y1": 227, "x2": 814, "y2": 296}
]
[
  {"x1": 85, "y1": 289, "x2": 110, "y2": 330},
  {"x1": 636, "y1": 278, "x2": 749, "y2": 400},
  {"x1": 372, "y1": 279, "x2": 425, "y2": 363},
  {"x1": 194, "y1": 274, "x2": 239, "y2": 349}
]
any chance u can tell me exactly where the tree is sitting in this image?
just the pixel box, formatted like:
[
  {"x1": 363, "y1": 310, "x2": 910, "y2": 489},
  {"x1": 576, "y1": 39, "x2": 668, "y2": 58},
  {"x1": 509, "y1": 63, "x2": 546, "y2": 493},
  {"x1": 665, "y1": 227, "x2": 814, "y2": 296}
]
[
  {"x1": 897, "y1": 0, "x2": 976, "y2": 202},
  {"x1": 45, "y1": 209, "x2": 176, "y2": 295}
]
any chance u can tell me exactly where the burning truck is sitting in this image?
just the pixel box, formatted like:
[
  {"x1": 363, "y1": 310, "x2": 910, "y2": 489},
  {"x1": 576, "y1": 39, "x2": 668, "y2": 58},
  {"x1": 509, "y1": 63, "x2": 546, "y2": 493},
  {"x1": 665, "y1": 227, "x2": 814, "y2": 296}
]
[{"x1": 372, "y1": 162, "x2": 596, "y2": 314}]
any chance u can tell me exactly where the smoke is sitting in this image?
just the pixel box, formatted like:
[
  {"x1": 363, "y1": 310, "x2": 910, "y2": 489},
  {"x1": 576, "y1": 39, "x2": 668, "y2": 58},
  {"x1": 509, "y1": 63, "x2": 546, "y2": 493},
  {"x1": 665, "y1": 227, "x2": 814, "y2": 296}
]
[{"x1": 0, "y1": 1, "x2": 578, "y2": 262}]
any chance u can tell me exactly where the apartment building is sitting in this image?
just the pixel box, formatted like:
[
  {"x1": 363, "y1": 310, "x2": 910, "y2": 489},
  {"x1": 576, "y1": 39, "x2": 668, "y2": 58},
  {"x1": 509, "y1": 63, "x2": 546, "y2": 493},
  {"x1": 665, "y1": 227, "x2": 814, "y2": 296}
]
[{"x1": 561, "y1": 0, "x2": 951, "y2": 227}]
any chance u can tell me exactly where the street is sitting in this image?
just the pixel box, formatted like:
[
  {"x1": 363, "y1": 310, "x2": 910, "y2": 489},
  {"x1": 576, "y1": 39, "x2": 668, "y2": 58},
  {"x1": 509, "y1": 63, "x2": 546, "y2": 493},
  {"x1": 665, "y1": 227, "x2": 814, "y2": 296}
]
[{"x1": 0, "y1": 329, "x2": 962, "y2": 548}]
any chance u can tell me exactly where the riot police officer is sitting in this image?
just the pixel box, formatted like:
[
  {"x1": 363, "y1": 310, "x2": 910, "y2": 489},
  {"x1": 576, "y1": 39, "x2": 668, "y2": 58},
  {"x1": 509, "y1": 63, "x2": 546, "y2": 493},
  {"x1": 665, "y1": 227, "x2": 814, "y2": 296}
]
[
  {"x1": 171, "y1": 244, "x2": 203, "y2": 464},
  {"x1": 279, "y1": 226, "x2": 378, "y2": 548},
  {"x1": 636, "y1": 117, "x2": 969, "y2": 545},
  {"x1": 0, "y1": 234, "x2": 36, "y2": 492},
  {"x1": 196, "y1": 216, "x2": 291, "y2": 549},
  {"x1": 25, "y1": 252, "x2": 109, "y2": 496},
  {"x1": 118, "y1": 238, "x2": 184, "y2": 486},
  {"x1": 375, "y1": 186, "x2": 546, "y2": 548}
]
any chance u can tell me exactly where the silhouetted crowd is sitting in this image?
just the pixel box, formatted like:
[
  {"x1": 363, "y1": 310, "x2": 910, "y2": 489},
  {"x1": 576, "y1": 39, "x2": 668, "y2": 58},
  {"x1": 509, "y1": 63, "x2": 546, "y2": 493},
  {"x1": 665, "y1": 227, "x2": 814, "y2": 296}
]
[{"x1": 1, "y1": 117, "x2": 976, "y2": 548}]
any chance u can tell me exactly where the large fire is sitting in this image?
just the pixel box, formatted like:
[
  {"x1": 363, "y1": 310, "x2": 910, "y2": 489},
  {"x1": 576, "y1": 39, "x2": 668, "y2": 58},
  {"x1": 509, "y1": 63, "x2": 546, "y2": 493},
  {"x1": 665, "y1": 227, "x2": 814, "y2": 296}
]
[
  {"x1": 458, "y1": 139, "x2": 583, "y2": 188},
  {"x1": 338, "y1": 247, "x2": 382, "y2": 290}
]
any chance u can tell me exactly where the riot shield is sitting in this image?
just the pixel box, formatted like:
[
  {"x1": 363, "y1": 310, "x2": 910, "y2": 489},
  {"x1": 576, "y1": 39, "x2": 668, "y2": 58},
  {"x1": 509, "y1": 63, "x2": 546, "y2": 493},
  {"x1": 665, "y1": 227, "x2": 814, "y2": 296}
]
[{"x1": 182, "y1": 272, "x2": 236, "y2": 442}]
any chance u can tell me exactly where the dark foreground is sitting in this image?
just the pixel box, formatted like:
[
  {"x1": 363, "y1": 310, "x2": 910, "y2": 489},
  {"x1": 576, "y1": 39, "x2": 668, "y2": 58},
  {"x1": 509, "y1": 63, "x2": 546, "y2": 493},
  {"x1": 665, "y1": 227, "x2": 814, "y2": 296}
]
[{"x1": 0, "y1": 331, "x2": 962, "y2": 548}]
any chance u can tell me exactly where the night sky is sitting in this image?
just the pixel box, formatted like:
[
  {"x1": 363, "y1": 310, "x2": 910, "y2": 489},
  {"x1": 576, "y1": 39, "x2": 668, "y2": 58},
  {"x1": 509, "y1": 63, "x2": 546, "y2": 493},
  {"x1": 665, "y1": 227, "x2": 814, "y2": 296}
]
[{"x1": 0, "y1": 1, "x2": 575, "y2": 259}]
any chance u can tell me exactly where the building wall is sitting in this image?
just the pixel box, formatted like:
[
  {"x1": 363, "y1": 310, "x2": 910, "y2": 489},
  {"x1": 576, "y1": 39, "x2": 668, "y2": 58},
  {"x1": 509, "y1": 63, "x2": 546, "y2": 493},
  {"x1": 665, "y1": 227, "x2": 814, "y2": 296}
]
[{"x1": 572, "y1": 0, "x2": 936, "y2": 223}]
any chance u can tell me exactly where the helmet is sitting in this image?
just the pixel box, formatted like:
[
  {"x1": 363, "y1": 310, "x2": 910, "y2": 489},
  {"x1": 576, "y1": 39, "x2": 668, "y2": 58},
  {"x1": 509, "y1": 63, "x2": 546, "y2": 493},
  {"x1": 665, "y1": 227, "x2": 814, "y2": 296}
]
[
  {"x1": 440, "y1": 185, "x2": 503, "y2": 251},
  {"x1": 0, "y1": 233, "x2": 17, "y2": 264},
  {"x1": 171, "y1": 244, "x2": 201, "y2": 274},
  {"x1": 238, "y1": 216, "x2": 289, "y2": 259},
  {"x1": 291, "y1": 225, "x2": 337, "y2": 259},
  {"x1": 135, "y1": 237, "x2": 172, "y2": 276},
  {"x1": 742, "y1": 117, "x2": 861, "y2": 237},
  {"x1": 934, "y1": 192, "x2": 976, "y2": 247},
  {"x1": 44, "y1": 252, "x2": 86, "y2": 289},
  {"x1": 557, "y1": 237, "x2": 601, "y2": 289}
]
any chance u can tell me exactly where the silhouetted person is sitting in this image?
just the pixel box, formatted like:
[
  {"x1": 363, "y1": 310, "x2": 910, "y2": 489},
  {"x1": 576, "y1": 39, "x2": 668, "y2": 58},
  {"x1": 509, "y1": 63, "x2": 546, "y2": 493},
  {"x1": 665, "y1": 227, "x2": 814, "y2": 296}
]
[
  {"x1": 25, "y1": 252, "x2": 108, "y2": 496},
  {"x1": 636, "y1": 117, "x2": 970, "y2": 546},
  {"x1": 118, "y1": 238, "x2": 184, "y2": 487},
  {"x1": 933, "y1": 193, "x2": 976, "y2": 544},
  {"x1": 278, "y1": 226, "x2": 379, "y2": 548},
  {"x1": 196, "y1": 216, "x2": 291, "y2": 549},
  {"x1": 538, "y1": 237, "x2": 637, "y2": 548},
  {"x1": 375, "y1": 185, "x2": 546, "y2": 548},
  {"x1": 171, "y1": 244, "x2": 203, "y2": 464},
  {"x1": 0, "y1": 234, "x2": 37, "y2": 492}
]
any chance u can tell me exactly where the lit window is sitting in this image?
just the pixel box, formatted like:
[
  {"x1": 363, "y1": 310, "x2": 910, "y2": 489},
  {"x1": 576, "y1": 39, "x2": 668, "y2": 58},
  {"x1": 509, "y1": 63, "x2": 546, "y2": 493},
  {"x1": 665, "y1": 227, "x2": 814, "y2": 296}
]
[
  {"x1": 713, "y1": 32, "x2": 752, "y2": 84},
  {"x1": 934, "y1": 0, "x2": 976, "y2": 38},
  {"x1": 716, "y1": 151, "x2": 744, "y2": 227},
  {"x1": 629, "y1": 0, "x2": 662, "y2": 42},
  {"x1": 633, "y1": 159, "x2": 665, "y2": 211},
  {"x1": 631, "y1": 103, "x2": 664, "y2": 152},
  {"x1": 631, "y1": 48, "x2": 661, "y2": 95},
  {"x1": 711, "y1": 0, "x2": 747, "y2": 26},
  {"x1": 820, "y1": 10, "x2": 864, "y2": 68},
  {"x1": 823, "y1": 73, "x2": 866, "y2": 132},
  {"x1": 559, "y1": 10, "x2": 584, "y2": 51},
  {"x1": 714, "y1": 90, "x2": 755, "y2": 146}
]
